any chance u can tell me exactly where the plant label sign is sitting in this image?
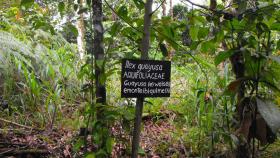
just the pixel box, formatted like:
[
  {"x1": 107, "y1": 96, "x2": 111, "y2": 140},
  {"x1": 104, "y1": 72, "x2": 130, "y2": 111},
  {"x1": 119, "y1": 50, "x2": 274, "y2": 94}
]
[{"x1": 121, "y1": 59, "x2": 171, "y2": 98}]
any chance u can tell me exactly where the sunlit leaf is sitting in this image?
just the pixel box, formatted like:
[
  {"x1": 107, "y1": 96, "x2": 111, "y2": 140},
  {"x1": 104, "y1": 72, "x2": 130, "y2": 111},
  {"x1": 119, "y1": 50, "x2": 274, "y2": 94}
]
[{"x1": 189, "y1": 26, "x2": 199, "y2": 41}]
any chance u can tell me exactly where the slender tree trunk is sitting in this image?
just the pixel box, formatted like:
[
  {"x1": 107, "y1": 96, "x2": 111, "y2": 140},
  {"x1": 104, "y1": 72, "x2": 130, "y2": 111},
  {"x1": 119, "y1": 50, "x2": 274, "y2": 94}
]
[
  {"x1": 131, "y1": 0, "x2": 153, "y2": 157},
  {"x1": 162, "y1": 0, "x2": 166, "y2": 16},
  {"x1": 77, "y1": 0, "x2": 86, "y2": 60},
  {"x1": 169, "y1": 0, "x2": 173, "y2": 18},
  {"x1": 92, "y1": 0, "x2": 106, "y2": 105},
  {"x1": 229, "y1": 1, "x2": 251, "y2": 157}
]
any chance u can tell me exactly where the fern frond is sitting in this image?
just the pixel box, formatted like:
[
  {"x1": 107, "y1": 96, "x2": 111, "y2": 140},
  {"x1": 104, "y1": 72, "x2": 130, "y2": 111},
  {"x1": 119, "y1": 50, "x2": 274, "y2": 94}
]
[{"x1": 0, "y1": 31, "x2": 34, "y2": 68}]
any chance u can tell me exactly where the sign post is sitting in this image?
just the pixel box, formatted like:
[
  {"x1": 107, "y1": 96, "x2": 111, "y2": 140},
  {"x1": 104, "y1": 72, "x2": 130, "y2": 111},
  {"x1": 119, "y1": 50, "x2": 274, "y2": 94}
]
[{"x1": 121, "y1": 59, "x2": 171, "y2": 157}]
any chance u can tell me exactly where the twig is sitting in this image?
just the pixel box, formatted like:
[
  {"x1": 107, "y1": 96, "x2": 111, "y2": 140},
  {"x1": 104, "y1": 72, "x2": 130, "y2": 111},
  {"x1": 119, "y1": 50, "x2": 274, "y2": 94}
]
[
  {"x1": 183, "y1": 0, "x2": 215, "y2": 12},
  {"x1": 151, "y1": 0, "x2": 165, "y2": 15},
  {"x1": 0, "y1": 118, "x2": 41, "y2": 131},
  {"x1": 0, "y1": 148, "x2": 49, "y2": 156},
  {"x1": 0, "y1": 142, "x2": 27, "y2": 147},
  {"x1": 104, "y1": 0, "x2": 143, "y2": 33},
  {"x1": 0, "y1": 148, "x2": 14, "y2": 156}
]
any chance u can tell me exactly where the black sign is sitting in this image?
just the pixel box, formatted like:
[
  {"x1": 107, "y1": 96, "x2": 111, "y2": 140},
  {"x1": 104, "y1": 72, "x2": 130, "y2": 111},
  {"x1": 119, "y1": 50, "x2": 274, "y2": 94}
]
[{"x1": 121, "y1": 59, "x2": 171, "y2": 98}]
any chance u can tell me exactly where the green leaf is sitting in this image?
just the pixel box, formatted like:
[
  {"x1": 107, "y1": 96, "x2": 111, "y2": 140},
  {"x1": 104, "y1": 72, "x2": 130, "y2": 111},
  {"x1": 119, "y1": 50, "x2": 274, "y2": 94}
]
[
  {"x1": 109, "y1": 22, "x2": 121, "y2": 36},
  {"x1": 58, "y1": 2, "x2": 65, "y2": 13},
  {"x1": 68, "y1": 24, "x2": 78, "y2": 37},
  {"x1": 96, "y1": 59, "x2": 104, "y2": 69},
  {"x1": 118, "y1": 6, "x2": 128, "y2": 19},
  {"x1": 231, "y1": 18, "x2": 246, "y2": 31},
  {"x1": 197, "y1": 27, "x2": 209, "y2": 39},
  {"x1": 86, "y1": 0, "x2": 91, "y2": 6},
  {"x1": 138, "y1": 147, "x2": 145, "y2": 156},
  {"x1": 200, "y1": 40, "x2": 215, "y2": 53},
  {"x1": 256, "y1": 22, "x2": 269, "y2": 34},
  {"x1": 106, "y1": 137, "x2": 114, "y2": 153},
  {"x1": 132, "y1": 0, "x2": 145, "y2": 10},
  {"x1": 214, "y1": 50, "x2": 234, "y2": 66},
  {"x1": 99, "y1": 73, "x2": 106, "y2": 85},
  {"x1": 85, "y1": 153, "x2": 96, "y2": 158},
  {"x1": 73, "y1": 138, "x2": 84, "y2": 152},
  {"x1": 189, "y1": 26, "x2": 199, "y2": 41},
  {"x1": 270, "y1": 22, "x2": 280, "y2": 31},
  {"x1": 215, "y1": 30, "x2": 224, "y2": 42},
  {"x1": 20, "y1": 0, "x2": 34, "y2": 8}
]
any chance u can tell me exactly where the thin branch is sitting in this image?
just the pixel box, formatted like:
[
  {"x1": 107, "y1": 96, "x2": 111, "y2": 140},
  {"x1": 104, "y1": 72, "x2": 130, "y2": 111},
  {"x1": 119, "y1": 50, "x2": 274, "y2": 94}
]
[
  {"x1": 0, "y1": 118, "x2": 41, "y2": 131},
  {"x1": 183, "y1": 0, "x2": 214, "y2": 11},
  {"x1": 151, "y1": 0, "x2": 165, "y2": 15},
  {"x1": 104, "y1": 0, "x2": 143, "y2": 33}
]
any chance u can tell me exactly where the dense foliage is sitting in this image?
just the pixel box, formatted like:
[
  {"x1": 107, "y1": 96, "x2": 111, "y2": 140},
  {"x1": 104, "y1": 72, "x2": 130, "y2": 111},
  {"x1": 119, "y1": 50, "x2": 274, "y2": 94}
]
[{"x1": 0, "y1": 0, "x2": 280, "y2": 157}]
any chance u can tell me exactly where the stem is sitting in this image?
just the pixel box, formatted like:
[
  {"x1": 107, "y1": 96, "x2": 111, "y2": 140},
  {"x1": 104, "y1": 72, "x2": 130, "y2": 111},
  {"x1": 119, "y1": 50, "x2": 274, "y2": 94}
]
[
  {"x1": 131, "y1": 0, "x2": 153, "y2": 157},
  {"x1": 131, "y1": 98, "x2": 144, "y2": 158}
]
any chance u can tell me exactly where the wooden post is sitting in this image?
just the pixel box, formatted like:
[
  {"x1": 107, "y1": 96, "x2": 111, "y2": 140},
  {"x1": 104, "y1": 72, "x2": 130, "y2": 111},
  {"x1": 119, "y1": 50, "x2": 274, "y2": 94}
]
[{"x1": 131, "y1": 0, "x2": 153, "y2": 157}]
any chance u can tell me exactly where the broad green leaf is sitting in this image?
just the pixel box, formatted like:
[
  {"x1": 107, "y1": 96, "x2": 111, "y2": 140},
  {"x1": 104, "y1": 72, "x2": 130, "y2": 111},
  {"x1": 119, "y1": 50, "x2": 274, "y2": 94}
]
[
  {"x1": 117, "y1": 6, "x2": 128, "y2": 19},
  {"x1": 189, "y1": 26, "x2": 199, "y2": 41},
  {"x1": 197, "y1": 27, "x2": 209, "y2": 39},
  {"x1": 109, "y1": 22, "x2": 121, "y2": 36},
  {"x1": 231, "y1": 18, "x2": 246, "y2": 31},
  {"x1": 106, "y1": 137, "x2": 114, "y2": 153},
  {"x1": 200, "y1": 40, "x2": 215, "y2": 53},
  {"x1": 214, "y1": 50, "x2": 234, "y2": 66},
  {"x1": 68, "y1": 24, "x2": 78, "y2": 36}
]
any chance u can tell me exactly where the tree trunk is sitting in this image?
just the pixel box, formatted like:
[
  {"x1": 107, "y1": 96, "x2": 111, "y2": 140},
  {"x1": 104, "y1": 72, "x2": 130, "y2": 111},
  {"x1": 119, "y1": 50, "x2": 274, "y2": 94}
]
[
  {"x1": 162, "y1": 0, "x2": 166, "y2": 16},
  {"x1": 229, "y1": 1, "x2": 251, "y2": 157},
  {"x1": 92, "y1": 0, "x2": 106, "y2": 105},
  {"x1": 131, "y1": 0, "x2": 153, "y2": 157},
  {"x1": 169, "y1": 0, "x2": 173, "y2": 18},
  {"x1": 77, "y1": 0, "x2": 86, "y2": 60}
]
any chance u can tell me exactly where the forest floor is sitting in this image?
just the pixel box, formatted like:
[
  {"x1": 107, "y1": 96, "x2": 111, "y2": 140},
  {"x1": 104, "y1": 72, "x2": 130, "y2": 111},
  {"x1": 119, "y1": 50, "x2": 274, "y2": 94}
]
[{"x1": 0, "y1": 108, "x2": 280, "y2": 158}]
